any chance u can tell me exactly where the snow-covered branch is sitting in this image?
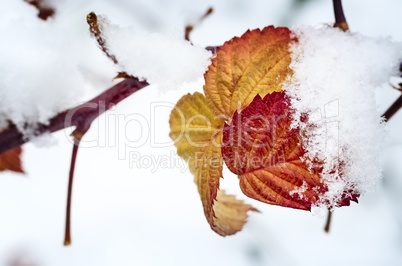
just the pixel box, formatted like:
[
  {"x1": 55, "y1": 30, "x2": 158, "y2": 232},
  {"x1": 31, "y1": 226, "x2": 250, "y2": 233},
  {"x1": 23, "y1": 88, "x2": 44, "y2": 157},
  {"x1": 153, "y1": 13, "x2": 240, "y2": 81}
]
[{"x1": 0, "y1": 78, "x2": 149, "y2": 155}]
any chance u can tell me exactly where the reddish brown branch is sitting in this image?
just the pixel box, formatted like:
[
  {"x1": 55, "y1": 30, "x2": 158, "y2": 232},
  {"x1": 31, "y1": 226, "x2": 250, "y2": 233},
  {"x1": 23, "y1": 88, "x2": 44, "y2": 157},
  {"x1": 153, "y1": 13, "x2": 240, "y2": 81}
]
[
  {"x1": 383, "y1": 63, "x2": 402, "y2": 121},
  {"x1": 383, "y1": 94, "x2": 402, "y2": 121},
  {"x1": 324, "y1": 210, "x2": 332, "y2": 233},
  {"x1": 64, "y1": 136, "x2": 82, "y2": 246},
  {"x1": 185, "y1": 7, "x2": 214, "y2": 41},
  {"x1": 0, "y1": 78, "x2": 149, "y2": 155},
  {"x1": 87, "y1": 12, "x2": 119, "y2": 65},
  {"x1": 87, "y1": 12, "x2": 133, "y2": 80},
  {"x1": 205, "y1": 46, "x2": 219, "y2": 53},
  {"x1": 333, "y1": 0, "x2": 349, "y2": 31}
]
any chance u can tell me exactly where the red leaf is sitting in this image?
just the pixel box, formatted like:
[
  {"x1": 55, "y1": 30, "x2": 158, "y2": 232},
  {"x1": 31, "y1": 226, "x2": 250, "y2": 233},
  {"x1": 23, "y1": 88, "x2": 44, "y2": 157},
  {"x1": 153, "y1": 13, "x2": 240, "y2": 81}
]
[{"x1": 221, "y1": 92, "x2": 357, "y2": 210}]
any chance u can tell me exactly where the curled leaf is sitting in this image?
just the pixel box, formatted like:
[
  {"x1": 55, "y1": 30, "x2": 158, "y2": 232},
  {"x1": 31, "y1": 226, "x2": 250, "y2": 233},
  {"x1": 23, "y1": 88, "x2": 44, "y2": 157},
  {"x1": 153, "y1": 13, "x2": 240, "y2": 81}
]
[{"x1": 213, "y1": 190, "x2": 258, "y2": 235}]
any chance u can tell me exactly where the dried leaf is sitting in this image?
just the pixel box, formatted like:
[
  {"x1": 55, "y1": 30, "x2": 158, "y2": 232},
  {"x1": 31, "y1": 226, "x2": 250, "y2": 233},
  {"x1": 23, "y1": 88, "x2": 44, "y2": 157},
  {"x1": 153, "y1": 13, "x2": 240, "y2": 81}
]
[
  {"x1": 203, "y1": 26, "x2": 293, "y2": 118},
  {"x1": 213, "y1": 190, "x2": 258, "y2": 235},
  {"x1": 0, "y1": 146, "x2": 24, "y2": 173},
  {"x1": 169, "y1": 92, "x2": 255, "y2": 235}
]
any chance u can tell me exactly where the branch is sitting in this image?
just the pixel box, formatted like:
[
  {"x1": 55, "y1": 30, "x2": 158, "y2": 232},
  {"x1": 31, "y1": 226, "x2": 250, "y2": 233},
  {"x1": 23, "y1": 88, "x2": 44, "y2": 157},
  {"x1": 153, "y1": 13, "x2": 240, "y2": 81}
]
[
  {"x1": 63, "y1": 136, "x2": 82, "y2": 246},
  {"x1": 24, "y1": 0, "x2": 55, "y2": 21},
  {"x1": 383, "y1": 63, "x2": 402, "y2": 121},
  {"x1": 333, "y1": 0, "x2": 349, "y2": 31},
  {"x1": 324, "y1": 0, "x2": 347, "y2": 233},
  {"x1": 87, "y1": 12, "x2": 119, "y2": 65},
  {"x1": 0, "y1": 78, "x2": 149, "y2": 155},
  {"x1": 324, "y1": 210, "x2": 333, "y2": 233},
  {"x1": 185, "y1": 7, "x2": 214, "y2": 42},
  {"x1": 383, "y1": 94, "x2": 402, "y2": 121}
]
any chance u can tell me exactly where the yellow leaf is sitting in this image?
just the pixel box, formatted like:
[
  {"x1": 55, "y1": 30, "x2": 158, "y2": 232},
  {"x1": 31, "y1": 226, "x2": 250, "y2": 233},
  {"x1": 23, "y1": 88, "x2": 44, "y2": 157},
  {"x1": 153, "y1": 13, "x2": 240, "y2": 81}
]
[
  {"x1": 169, "y1": 92, "x2": 223, "y2": 174},
  {"x1": 169, "y1": 92, "x2": 256, "y2": 235},
  {"x1": 203, "y1": 26, "x2": 292, "y2": 118}
]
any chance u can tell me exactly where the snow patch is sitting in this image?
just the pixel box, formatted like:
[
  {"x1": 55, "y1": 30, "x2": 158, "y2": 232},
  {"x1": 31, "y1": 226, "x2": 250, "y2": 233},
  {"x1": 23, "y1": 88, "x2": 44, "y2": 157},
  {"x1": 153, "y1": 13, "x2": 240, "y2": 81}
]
[
  {"x1": 289, "y1": 181, "x2": 308, "y2": 200},
  {"x1": 100, "y1": 15, "x2": 212, "y2": 90},
  {"x1": 0, "y1": 6, "x2": 84, "y2": 133},
  {"x1": 284, "y1": 26, "x2": 402, "y2": 209}
]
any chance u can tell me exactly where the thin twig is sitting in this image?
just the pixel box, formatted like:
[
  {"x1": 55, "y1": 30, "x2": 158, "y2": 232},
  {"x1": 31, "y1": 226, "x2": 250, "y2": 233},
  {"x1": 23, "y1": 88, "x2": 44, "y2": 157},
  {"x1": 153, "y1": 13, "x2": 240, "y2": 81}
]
[
  {"x1": 24, "y1": 0, "x2": 55, "y2": 21},
  {"x1": 205, "y1": 46, "x2": 219, "y2": 54},
  {"x1": 324, "y1": 210, "x2": 332, "y2": 233},
  {"x1": 383, "y1": 64, "x2": 402, "y2": 121},
  {"x1": 64, "y1": 133, "x2": 85, "y2": 246},
  {"x1": 332, "y1": 0, "x2": 349, "y2": 31},
  {"x1": 390, "y1": 84, "x2": 402, "y2": 92},
  {"x1": 185, "y1": 7, "x2": 214, "y2": 41},
  {"x1": 87, "y1": 12, "x2": 119, "y2": 65},
  {"x1": 87, "y1": 12, "x2": 134, "y2": 80},
  {"x1": 383, "y1": 94, "x2": 402, "y2": 121}
]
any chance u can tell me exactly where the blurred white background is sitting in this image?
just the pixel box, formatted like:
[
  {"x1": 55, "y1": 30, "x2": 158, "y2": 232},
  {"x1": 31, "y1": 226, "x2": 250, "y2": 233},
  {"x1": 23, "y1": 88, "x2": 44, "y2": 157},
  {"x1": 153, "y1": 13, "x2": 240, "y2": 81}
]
[{"x1": 1, "y1": 0, "x2": 402, "y2": 265}]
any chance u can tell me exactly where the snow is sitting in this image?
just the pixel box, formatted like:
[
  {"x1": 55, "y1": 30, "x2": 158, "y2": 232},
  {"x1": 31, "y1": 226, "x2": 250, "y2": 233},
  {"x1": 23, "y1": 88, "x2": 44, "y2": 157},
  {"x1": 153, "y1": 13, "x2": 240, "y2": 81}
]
[
  {"x1": 1, "y1": 0, "x2": 402, "y2": 266},
  {"x1": 283, "y1": 26, "x2": 402, "y2": 209},
  {"x1": 289, "y1": 181, "x2": 308, "y2": 200},
  {"x1": 0, "y1": 3, "x2": 84, "y2": 132},
  {"x1": 100, "y1": 16, "x2": 212, "y2": 90}
]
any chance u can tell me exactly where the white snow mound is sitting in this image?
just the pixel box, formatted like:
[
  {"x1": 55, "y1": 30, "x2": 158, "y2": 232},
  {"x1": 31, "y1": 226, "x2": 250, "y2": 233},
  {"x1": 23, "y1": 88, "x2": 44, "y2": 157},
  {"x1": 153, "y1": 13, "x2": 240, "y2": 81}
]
[{"x1": 284, "y1": 26, "x2": 402, "y2": 209}]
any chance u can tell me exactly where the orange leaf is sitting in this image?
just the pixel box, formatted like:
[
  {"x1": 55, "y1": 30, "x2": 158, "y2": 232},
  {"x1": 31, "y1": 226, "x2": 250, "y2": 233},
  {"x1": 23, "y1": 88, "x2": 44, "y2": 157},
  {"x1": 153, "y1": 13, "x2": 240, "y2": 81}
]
[
  {"x1": 0, "y1": 146, "x2": 24, "y2": 173},
  {"x1": 169, "y1": 92, "x2": 256, "y2": 235},
  {"x1": 221, "y1": 92, "x2": 357, "y2": 210},
  {"x1": 203, "y1": 26, "x2": 293, "y2": 118}
]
